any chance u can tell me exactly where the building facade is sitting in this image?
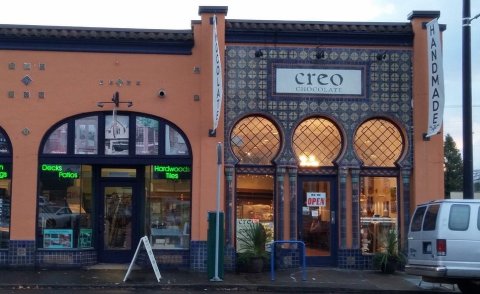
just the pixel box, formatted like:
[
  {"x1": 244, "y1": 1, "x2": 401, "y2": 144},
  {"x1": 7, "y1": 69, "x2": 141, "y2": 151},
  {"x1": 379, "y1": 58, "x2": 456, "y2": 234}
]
[{"x1": 0, "y1": 6, "x2": 444, "y2": 270}]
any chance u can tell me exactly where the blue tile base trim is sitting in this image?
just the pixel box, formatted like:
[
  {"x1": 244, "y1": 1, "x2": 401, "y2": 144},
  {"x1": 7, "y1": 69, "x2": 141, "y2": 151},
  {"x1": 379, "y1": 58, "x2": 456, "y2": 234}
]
[
  {"x1": 273, "y1": 245, "x2": 302, "y2": 269},
  {"x1": 224, "y1": 245, "x2": 236, "y2": 272},
  {"x1": 8, "y1": 240, "x2": 35, "y2": 267},
  {"x1": 190, "y1": 241, "x2": 207, "y2": 272},
  {"x1": 189, "y1": 241, "x2": 236, "y2": 272},
  {"x1": 36, "y1": 249, "x2": 97, "y2": 268},
  {"x1": 0, "y1": 249, "x2": 7, "y2": 265},
  {"x1": 338, "y1": 249, "x2": 373, "y2": 270}
]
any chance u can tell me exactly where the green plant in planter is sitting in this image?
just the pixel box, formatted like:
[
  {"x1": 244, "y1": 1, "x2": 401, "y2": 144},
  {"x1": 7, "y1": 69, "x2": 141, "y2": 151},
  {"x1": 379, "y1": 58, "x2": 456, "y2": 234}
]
[
  {"x1": 372, "y1": 229, "x2": 406, "y2": 274},
  {"x1": 236, "y1": 222, "x2": 269, "y2": 272}
]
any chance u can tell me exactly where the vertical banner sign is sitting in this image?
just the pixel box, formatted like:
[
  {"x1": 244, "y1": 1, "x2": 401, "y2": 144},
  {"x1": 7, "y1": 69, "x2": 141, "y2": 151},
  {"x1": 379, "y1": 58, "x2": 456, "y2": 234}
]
[
  {"x1": 212, "y1": 15, "x2": 223, "y2": 133},
  {"x1": 426, "y1": 18, "x2": 445, "y2": 138}
]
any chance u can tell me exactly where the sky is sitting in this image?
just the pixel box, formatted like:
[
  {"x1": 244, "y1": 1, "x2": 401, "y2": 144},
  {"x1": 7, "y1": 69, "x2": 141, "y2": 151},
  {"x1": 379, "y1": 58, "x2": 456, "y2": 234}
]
[{"x1": 1, "y1": 0, "x2": 479, "y2": 168}]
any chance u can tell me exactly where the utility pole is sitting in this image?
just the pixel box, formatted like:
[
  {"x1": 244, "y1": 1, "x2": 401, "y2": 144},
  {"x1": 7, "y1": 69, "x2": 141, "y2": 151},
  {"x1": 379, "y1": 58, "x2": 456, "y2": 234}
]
[{"x1": 463, "y1": 0, "x2": 473, "y2": 199}]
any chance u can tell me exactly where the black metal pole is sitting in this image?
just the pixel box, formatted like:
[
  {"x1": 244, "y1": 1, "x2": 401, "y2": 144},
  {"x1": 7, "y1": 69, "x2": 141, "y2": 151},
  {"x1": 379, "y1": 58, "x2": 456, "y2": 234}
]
[{"x1": 463, "y1": 0, "x2": 474, "y2": 199}]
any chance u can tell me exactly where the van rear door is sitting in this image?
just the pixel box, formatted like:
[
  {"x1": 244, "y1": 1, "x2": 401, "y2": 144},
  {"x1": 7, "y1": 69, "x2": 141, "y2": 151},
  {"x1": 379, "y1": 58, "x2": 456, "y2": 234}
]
[{"x1": 408, "y1": 204, "x2": 441, "y2": 264}]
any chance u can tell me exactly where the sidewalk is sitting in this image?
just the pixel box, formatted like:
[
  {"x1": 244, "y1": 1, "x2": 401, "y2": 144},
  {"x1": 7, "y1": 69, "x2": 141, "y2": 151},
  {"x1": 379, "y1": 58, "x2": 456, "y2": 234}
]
[{"x1": 0, "y1": 265, "x2": 459, "y2": 293}]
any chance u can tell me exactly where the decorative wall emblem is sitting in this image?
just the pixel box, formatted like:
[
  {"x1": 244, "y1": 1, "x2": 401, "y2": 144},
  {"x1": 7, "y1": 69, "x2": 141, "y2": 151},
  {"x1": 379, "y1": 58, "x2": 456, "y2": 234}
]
[
  {"x1": 99, "y1": 79, "x2": 141, "y2": 86},
  {"x1": 21, "y1": 75, "x2": 32, "y2": 86}
]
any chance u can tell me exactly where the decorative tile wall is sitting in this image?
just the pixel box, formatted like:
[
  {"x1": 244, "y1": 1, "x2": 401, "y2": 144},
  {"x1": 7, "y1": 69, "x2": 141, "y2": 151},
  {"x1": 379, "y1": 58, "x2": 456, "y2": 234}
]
[
  {"x1": 224, "y1": 46, "x2": 413, "y2": 168},
  {"x1": 338, "y1": 249, "x2": 373, "y2": 270}
]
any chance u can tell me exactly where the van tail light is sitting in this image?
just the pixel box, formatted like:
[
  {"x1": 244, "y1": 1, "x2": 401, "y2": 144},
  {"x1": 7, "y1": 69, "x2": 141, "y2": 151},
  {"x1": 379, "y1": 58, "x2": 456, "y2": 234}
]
[{"x1": 436, "y1": 239, "x2": 447, "y2": 256}]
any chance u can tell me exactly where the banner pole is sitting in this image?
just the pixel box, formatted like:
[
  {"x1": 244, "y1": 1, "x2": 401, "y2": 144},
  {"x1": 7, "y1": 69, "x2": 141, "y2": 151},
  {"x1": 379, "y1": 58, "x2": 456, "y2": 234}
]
[{"x1": 211, "y1": 142, "x2": 223, "y2": 281}]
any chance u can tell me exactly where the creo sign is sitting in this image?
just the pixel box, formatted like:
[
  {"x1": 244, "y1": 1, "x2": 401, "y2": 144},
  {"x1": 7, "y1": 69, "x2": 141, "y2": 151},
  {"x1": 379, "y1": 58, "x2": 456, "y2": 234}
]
[
  {"x1": 0, "y1": 164, "x2": 9, "y2": 179},
  {"x1": 41, "y1": 164, "x2": 79, "y2": 179},
  {"x1": 153, "y1": 165, "x2": 191, "y2": 180},
  {"x1": 275, "y1": 67, "x2": 363, "y2": 96},
  {"x1": 306, "y1": 192, "x2": 326, "y2": 207}
]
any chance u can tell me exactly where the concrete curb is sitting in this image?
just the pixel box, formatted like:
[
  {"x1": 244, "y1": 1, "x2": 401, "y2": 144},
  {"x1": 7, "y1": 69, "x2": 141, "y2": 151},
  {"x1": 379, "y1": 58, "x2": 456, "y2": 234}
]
[{"x1": 0, "y1": 283, "x2": 458, "y2": 293}]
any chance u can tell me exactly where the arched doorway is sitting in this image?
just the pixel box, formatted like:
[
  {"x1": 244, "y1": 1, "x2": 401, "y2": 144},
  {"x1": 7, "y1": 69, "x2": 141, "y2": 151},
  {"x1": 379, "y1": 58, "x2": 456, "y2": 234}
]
[{"x1": 293, "y1": 117, "x2": 343, "y2": 266}]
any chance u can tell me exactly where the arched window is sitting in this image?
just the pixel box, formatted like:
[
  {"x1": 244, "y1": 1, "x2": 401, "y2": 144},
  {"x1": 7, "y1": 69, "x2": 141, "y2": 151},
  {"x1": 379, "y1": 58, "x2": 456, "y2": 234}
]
[
  {"x1": 0, "y1": 130, "x2": 11, "y2": 155},
  {"x1": 293, "y1": 117, "x2": 342, "y2": 167},
  {"x1": 0, "y1": 128, "x2": 12, "y2": 249},
  {"x1": 231, "y1": 116, "x2": 280, "y2": 165},
  {"x1": 42, "y1": 113, "x2": 189, "y2": 157},
  {"x1": 37, "y1": 112, "x2": 192, "y2": 250},
  {"x1": 354, "y1": 118, "x2": 404, "y2": 167}
]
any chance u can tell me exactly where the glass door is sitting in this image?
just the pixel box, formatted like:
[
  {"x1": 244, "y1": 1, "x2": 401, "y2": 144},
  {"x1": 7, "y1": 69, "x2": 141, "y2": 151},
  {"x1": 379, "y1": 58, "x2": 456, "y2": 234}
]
[
  {"x1": 298, "y1": 177, "x2": 337, "y2": 266},
  {"x1": 98, "y1": 183, "x2": 137, "y2": 262}
]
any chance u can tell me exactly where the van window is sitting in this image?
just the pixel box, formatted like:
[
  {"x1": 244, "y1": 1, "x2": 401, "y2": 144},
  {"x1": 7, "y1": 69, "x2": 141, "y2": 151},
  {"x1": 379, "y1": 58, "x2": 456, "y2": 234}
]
[
  {"x1": 423, "y1": 204, "x2": 440, "y2": 231},
  {"x1": 411, "y1": 206, "x2": 426, "y2": 232},
  {"x1": 449, "y1": 204, "x2": 470, "y2": 231},
  {"x1": 478, "y1": 207, "x2": 480, "y2": 230}
]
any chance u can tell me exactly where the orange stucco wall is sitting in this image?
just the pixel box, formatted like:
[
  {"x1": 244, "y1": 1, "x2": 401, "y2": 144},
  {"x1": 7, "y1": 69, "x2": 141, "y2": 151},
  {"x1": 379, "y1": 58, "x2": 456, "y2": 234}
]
[
  {"x1": 0, "y1": 11, "x2": 226, "y2": 241},
  {"x1": 410, "y1": 17, "x2": 445, "y2": 209}
]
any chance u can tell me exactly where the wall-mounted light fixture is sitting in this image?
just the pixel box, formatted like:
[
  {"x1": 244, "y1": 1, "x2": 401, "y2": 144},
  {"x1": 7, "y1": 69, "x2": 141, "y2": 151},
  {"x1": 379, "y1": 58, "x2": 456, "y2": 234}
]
[
  {"x1": 376, "y1": 52, "x2": 387, "y2": 61},
  {"x1": 316, "y1": 50, "x2": 326, "y2": 60},
  {"x1": 97, "y1": 91, "x2": 133, "y2": 108}
]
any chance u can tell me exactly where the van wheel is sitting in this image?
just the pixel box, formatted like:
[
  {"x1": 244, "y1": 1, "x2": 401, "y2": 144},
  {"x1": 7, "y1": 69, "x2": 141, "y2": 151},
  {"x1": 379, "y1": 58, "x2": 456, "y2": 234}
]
[{"x1": 457, "y1": 280, "x2": 480, "y2": 294}]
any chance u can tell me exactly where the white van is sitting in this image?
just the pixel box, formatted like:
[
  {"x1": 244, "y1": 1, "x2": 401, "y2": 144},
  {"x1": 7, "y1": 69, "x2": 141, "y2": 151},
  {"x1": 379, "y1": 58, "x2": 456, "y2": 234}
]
[{"x1": 406, "y1": 199, "x2": 480, "y2": 293}]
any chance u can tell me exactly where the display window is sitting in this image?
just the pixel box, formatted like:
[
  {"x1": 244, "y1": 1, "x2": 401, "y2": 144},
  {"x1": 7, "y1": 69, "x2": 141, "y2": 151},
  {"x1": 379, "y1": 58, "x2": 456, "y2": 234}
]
[
  {"x1": 105, "y1": 115, "x2": 129, "y2": 155},
  {"x1": 42, "y1": 123, "x2": 67, "y2": 154},
  {"x1": 145, "y1": 165, "x2": 191, "y2": 249},
  {"x1": 136, "y1": 117, "x2": 159, "y2": 155},
  {"x1": 359, "y1": 176, "x2": 398, "y2": 255},
  {"x1": 293, "y1": 117, "x2": 342, "y2": 167},
  {"x1": 42, "y1": 113, "x2": 189, "y2": 158},
  {"x1": 230, "y1": 116, "x2": 280, "y2": 165},
  {"x1": 1, "y1": 129, "x2": 12, "y2": 249},
  {"x1": 235, "y1": 174, "x2": 274, "y2": 249},
  {"x1": 37, "y1": 164, "x2": 93, "y2": 249},
  {"x1": 0, "y1": 163, "x2": 11, "y2": 249},
  {"x1": 75, "y1": 117, "x2": 98, "y2": 155}
]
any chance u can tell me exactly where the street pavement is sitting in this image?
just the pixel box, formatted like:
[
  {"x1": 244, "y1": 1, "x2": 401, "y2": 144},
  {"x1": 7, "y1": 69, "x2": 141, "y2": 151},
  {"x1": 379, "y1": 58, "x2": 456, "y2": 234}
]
[{"x1": 0, "y1": 264, "x2": 460, "y2": 293}]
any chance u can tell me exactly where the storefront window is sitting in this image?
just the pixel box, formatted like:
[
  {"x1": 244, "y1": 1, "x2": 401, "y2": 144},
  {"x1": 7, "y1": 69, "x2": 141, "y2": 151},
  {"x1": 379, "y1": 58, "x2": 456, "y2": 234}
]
[
  {"x1": 0, "y1": 163, "x2": 11, "y2": 249},
  {"x1": 360, "y1": 176, "x2": 397, "y2": 255},
  {"x1": 136, "y1": 117, "x2": 159, "y2": 155},
  {"x1": 236, "y1": 174, "x2": 274, "y2": 248},
  {"x1": 75, "y1": 117, "x2": 98, "y2": 155},
  {"x1": 43, "y1": 123, "x2": 68, "y2": 154},
  {"x1": 231, "y1": 116, "x2": 280, "y2": 165},
  {"x1": 293, "y1": 117, "x2": 342, "y2": 167},
  {"x1": 354, "y1": 118, "x2": 403, "y2": 167},
  {"x1": 105, "y1": 115, "x2": 129, "y2": 155},
  {"x1": 0, "y1": 133, "x2": 9, "y2": 154},
  {"x1": 165, "y1": 125, "x2": 188, "y2": 155},
  {"x1": 145, "y1": 165, "x2": 191, "y2": 249},
  {"x1": 37, "y1": 164, "x2": 93, "y2": 249}
]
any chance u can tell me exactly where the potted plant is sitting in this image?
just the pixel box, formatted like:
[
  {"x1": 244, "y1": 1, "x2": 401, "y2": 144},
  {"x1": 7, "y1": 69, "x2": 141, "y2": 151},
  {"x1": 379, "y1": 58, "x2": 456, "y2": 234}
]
[
  {"x1": 236, "y1": 222, "x2": 269, "y2": 273},
  {"x1": 372, "y1": 229, "x2": 406, "y2": 274}
]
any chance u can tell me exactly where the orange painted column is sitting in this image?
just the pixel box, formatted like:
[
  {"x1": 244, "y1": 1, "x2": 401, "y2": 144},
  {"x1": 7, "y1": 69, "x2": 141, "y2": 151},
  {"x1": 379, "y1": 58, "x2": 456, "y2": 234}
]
[{"x1": 409, "y1": 12, "x2": 445, "y2": 209}]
